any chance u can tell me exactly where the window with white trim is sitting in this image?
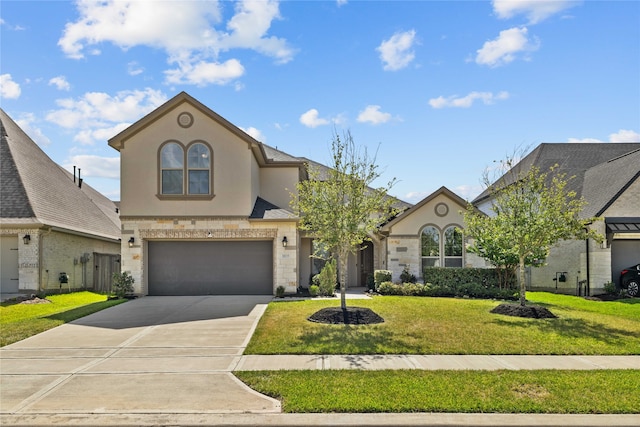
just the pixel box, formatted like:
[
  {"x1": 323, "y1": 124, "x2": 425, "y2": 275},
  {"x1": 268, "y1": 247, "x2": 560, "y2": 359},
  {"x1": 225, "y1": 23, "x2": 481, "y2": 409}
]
[{"x1": 421, "y1": 225, "x2": 464, "y2": 270}]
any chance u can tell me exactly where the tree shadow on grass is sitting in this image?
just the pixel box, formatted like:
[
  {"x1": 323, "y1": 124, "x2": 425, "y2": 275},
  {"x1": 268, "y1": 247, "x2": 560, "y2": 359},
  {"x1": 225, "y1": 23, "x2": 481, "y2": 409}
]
[
  {"x1": 490, "y1": 316, "x2": 638, "y2": 349},
  {"x1": 295, "y1": 324, "x2": 423, "y2": 354}
]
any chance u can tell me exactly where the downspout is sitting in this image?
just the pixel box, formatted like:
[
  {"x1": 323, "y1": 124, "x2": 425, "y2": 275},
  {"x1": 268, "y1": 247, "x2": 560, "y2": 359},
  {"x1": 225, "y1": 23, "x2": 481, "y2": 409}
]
[{"x1": 585, "y1": 237, "x2": 590, "y2": 296}]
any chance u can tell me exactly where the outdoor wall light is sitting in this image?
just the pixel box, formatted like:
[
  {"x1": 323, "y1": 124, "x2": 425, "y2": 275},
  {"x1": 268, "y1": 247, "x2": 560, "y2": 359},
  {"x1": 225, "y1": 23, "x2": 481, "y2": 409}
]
[
  {"x1": 128, "y1": 237, "x2": 135, "y2": 248},
  {"x1": 23, "y1": 234, "x2": 31, "y2": 245},
  {"x1": 282, "y1": 236, "x2": 288, "y2": 248},
  {"x1": 207, "y1": 231, "x2": 212, "y2": 238}
]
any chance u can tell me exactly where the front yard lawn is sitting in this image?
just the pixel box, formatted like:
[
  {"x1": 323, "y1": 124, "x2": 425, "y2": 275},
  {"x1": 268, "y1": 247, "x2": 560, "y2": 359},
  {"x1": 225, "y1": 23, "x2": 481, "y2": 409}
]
[
  {"x1": 0, "y1": 292, "x2": 127, "y2": 346},
  {"x1": 244, "y1": 292, "x2": 640, "y2": 355},
  {"x1": 236, "y1": 370, "x2": 639, "y2": 413}
]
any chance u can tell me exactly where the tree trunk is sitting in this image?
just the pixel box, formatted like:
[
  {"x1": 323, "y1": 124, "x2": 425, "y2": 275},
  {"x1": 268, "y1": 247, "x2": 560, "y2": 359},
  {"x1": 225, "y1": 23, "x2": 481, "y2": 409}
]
[
  {"x1": 338, "y1": 252, "x2": 348, "y2": 310},
  {"x1": 519, "y1": 255, "x2": 526, "y2": 306}
]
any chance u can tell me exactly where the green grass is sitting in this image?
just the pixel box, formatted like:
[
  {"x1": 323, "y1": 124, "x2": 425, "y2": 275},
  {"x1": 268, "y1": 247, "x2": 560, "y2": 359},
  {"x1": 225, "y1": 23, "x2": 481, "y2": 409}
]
[
  {"x1": 0, "y1": 291, "x2": 127, "y2": 346},
  {"x1": 236, "y1": 370, "x2": 640, "y2": 413},
  {"x1": 244, "y1": 292, "x2": 640, "y2": 355}
]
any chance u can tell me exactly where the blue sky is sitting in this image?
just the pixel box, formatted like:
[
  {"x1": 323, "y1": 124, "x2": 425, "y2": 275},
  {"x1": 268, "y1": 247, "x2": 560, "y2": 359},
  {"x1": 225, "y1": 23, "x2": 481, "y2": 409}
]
[{"x1": 1, "y1": 0, "x2": 639, "y2": 203}]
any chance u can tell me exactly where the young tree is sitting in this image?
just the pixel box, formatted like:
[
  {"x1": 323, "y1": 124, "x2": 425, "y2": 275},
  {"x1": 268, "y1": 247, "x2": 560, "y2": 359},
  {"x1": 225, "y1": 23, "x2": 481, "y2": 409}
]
[
  {"x1": 464, "y1": 161, "x2": 602, "y2": 306},
  {"x1": 292, "y1": 130, "x2": 398, "y2": 310}
]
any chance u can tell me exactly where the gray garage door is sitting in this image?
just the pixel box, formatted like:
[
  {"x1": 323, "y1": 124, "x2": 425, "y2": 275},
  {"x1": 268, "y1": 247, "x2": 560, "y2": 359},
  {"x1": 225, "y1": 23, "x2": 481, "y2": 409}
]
[{"x1": 148, "y1": 241, "x2": 273, "y2": 295}]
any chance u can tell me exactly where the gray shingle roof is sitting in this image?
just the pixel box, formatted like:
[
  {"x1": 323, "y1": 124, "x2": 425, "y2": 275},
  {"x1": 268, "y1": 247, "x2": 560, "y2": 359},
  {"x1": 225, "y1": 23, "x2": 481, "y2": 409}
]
[
  {"x1": 0, "y1": 109, "x2": 120, "y2": 240},
  {"x1": 473, "y1": 143, "x2": 640, "y2": 215},
  {"x1": 249, "y1": 197, "x2": 295, "y2": 220},
  {"x1": 582, "y1": 149, "x2": 640, "y2": 218}
]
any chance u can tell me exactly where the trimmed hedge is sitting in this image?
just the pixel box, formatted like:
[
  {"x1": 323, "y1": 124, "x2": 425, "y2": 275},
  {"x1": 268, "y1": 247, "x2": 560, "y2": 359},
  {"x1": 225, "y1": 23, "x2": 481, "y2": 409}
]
[
  {"x1": 377, "y1": 281, "x2": 519, "y2": 300},
  {"x1": 423, "y1": 267, "x2": 516, "y2": 289}
]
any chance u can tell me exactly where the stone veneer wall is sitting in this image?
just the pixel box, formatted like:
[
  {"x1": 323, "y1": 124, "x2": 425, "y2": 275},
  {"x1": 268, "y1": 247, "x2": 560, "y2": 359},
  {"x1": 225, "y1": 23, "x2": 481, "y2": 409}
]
[{"x1": 120, "y1": 217, "x2": 299, "y2": 295}]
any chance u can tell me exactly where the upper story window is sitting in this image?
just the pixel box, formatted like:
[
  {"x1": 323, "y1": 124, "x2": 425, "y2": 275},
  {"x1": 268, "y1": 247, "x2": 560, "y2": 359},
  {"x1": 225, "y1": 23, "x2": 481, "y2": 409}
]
[
  {"x1": 161, "y1": 142, "x2": 184, "y2": 195},
  {"x1": 187, "y1": 143, "x2": 210, "y2": 195},
  {"x1": 159, "y1": 140, "x2": 213, "y2": 199}
]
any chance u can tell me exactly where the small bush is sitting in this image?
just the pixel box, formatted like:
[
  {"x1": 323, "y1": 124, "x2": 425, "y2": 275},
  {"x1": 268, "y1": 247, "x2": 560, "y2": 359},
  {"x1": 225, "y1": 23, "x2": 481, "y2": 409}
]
[
  {"x1": 310, "y1": 274, "x2": 321, "y2": 288},
  {"x1": 276, "y1": 285, "x2": 286, "y2": 297},
  {"x1": 374, "y1": 270, "x2": 392, "y2": 290},
  {"x1": 603, "y1": 281, "x2": 617, "y2": 295},
  {"x1": 400, "y1": 266, "x2": 417, "y2": 284},
  {"x1": 111, "y1": 271, "x2": 134, "y2": 298},
  {"x1": 377, "y1": 281, "x2": 402, "y2": 295},
  {"x1": 309, "y1": 285, "x2": 319, "y2": 297},
  {"x1": 318, "y1": 259, "x2": 337, "y2": 297},
  {"x1": 366, "y1": 274, "x2": 375, "y2": 291}
]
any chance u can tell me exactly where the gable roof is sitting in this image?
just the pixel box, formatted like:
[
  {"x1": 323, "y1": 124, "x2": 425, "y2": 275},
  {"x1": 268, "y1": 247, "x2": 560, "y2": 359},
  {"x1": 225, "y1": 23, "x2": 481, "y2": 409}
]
[
  {"x1": 108, "y1": 91, "x2": 304, "y2": 170},
  {"x1": 472, "y1": 143, "x2": 640, "y2": 213},
  {"x1": 380, "y1": 186, "x2": 467, "y2": 232},
  {"x1": 581, "y1": 148, "x2": 640, "y2": 218},
  {"x1": 0, "y1": 109, "x2": 120, "y2": 240}
]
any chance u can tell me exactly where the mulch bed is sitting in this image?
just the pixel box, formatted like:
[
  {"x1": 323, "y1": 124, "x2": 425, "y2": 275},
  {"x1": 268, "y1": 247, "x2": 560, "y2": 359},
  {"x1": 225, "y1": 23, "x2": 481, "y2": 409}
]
[
  {"x1": 491, "y1": 303, "x2": 557, "y2": 319},
  {"x1": 308, "y1": 307, "x2": 384, "y2": 325}
]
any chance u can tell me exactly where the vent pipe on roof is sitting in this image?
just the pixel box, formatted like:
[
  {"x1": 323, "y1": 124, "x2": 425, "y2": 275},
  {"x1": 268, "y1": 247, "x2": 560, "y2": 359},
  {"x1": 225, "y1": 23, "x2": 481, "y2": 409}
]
[
  {"x1": 78, "y1": 168, "x2": 82, "y2": 189},
  {"x1": 73, "y1": 166, "x2": 76, "y2": 183}
]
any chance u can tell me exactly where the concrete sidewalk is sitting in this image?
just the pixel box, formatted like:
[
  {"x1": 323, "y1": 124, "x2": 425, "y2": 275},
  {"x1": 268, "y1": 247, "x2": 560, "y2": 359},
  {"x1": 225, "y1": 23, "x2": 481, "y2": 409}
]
[{"x1": 236, "y1": 354, "x2": 640, "y2": 371}]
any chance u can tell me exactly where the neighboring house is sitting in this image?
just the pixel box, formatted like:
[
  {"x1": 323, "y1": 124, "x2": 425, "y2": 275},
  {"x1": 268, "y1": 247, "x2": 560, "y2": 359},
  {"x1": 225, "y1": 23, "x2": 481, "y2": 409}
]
[
  {"x1": 378, "y1": 186, "x2": 487, "y2": 282},
  {"x1": 0, "y1": 109, "x2": 121, "y2": 295},
  {"x1": 472, "y1": 143, "x2": 640, "y2": 295}
]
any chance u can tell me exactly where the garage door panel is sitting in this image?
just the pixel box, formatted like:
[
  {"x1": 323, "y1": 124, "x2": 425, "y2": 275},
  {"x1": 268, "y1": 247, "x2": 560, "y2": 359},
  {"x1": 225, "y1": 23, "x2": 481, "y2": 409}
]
[{"x1": 148, "y1": 241, "x2": 273, "y2": 295}]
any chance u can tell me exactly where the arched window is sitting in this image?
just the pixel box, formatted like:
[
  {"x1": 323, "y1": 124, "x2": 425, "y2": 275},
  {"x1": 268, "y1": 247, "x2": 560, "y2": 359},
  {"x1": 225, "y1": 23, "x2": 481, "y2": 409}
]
[
  {"x1": 444, "y1": 226, "x2": 463, "y2": 267},
  {"x1": 421, "y1": 226, "x2": 440, "y2": 269},
  {"x1": 160, "y1": 142, "x2": 184, "y2": 195},
  {"x1": 187, "y1": 142, "x2": 210, "y2": 195}
]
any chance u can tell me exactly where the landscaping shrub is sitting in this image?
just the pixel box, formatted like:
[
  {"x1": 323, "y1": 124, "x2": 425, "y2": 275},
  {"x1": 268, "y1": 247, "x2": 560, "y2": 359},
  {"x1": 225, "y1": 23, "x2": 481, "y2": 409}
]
[
  {"x1": 374, "y1": 270, "x2": 392, "y2": 290},
  {"x1": 318, "y1": 259, "x2": 337, "y2": 297},
  {"x1": 276, "y1": 285, "x2": 286, "y2": 297},
  {"x1": 111, "y1": 271, "x2": 134, "y2": 298},
  {"x1": 423, "y1": 267, "x2": 516, "y2": 289},
  {"x1": 309, "y1": 285, "x2": 319, "y2": 297},
  {"x1": 376, "y1": 281, "x2": 518, "y2": 300},
  {"x1": 366, "y1": 274, "x2": 375, "y2": 291},
  {"x1": 603, "y1": 281, "x2": 617, "y2": 295},
  {"x1": 400, "y1": 266, "x2": 417, "y2": 284}
]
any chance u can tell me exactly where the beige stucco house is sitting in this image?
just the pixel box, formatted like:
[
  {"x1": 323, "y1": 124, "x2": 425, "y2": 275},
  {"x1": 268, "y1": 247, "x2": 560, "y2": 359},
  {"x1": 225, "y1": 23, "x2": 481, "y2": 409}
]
[
  {"x1": 110, "y1": 92, "x2": 413, "y2": 296},
  {"x1": 0, "y1": 109, "x2": 121, "y2": 296},
  {"x1": 379, "y1": 186, "x2": 487, "y2": 282}
]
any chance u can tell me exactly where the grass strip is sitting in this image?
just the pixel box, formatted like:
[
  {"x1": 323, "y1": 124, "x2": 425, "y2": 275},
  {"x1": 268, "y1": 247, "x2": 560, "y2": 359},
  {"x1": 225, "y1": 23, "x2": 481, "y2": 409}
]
[
  {"x1": 1, "y1": 292, "x2": 127, "y2": 346},
  {"x1": 236, "y1": 370, "x2": 640, "y2": 414},
  {"x1": 244, "y1": 293, "x2": 640, "y2": 355}
]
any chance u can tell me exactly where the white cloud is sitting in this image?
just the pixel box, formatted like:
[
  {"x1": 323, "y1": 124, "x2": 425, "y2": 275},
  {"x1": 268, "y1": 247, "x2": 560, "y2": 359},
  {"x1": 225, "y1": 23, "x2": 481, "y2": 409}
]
[
  {"x1": 568, "y1": 129, "x2": 640, "y2": 143},
  {"x1": 567, "y1": 137, "x2": 603, "y2": 143},
  {"x1": 300, "y1": 109, "x2": 330, "y2": 128},
  {"x1": 429, "y1": 91, "x2": 510, "y2": 109},
  {"x1": 127, "y1": 61, "x2": 144, "y2": 76},
  {"x1": 453, "y1": 184, "x2": 483, "y2": 201},
  {"x1": 404, "y1": 191, "x2": 430, "y2": 203},
  {"x1": 0, "y1": 74, "x2": 21, "y2": 99},
  {"x1": 609, "y1": 129, "x2": 640, "y2": 143},
  {"x1": 15, "y1": 113, "x2": 51, "y2": 147},
  {"x1": 377, "y1": 30, "x2": 416, "y2": 71},
  {"x1": 337, "y1": 0, "x2": 348, "y2": 6},
  {"x1": 58, "y1": 0, "x2": 294, "y2": 86},
  {"x1": 65, "y1": 155, "x2": 120, "y2": 179},
  {"x1": 165, "y1": 58, "x2": 245, "y2": 86},
  {"x1": 46, "y1": 88, "x2": 167, "y2": 144},
  {"x1": 492, "y1": 0, "x2": 580, "y2": 24},
  {"x1": 357, "y1": 105, "x2": 392, "y2": 125},
  {"x1": 475, "y1": 27, "x2": 539, "y2": 67},
  {"x1": 240, "y1": 126, "x2": 265, "y2": 142},
  {"x1": 49, "y1": 75, "x2": 71, "y2": 91}
]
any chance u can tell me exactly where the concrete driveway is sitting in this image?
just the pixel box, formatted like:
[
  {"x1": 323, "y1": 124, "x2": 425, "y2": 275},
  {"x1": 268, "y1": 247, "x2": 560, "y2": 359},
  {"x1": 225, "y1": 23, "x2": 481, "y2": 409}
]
[{"x1": 0, "y1": 296, "x2": 280, "y2": 416}]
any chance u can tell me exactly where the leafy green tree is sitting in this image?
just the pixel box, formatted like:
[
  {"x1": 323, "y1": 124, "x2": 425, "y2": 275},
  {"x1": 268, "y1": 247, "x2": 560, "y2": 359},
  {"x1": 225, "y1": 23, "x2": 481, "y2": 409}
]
[
  {"x1": 464, "y1": 161, "x2": 602, "y2": 306},
  {"x1": 292, "y1": 130, "x2": 398, "y2": 310}
]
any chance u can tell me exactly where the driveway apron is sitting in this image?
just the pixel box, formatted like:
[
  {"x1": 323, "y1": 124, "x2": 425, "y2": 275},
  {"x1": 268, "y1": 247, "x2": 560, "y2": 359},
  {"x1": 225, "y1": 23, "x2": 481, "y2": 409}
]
[{"x1": 0, "y1": 296, "x2": 280, "y2": 415}]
